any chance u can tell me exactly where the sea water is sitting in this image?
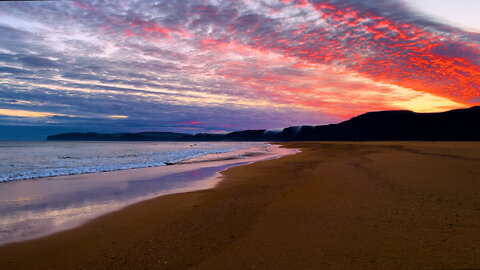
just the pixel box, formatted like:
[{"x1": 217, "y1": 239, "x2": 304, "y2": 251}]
[
  {"x1": 0, "y1": 141, "x2": 296, "y2": 246},
  {"x1": 0, "y1": 141, "x2": 260, "y2": 182}
]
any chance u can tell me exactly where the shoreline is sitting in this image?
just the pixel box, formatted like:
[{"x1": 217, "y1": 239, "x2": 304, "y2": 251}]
[
  {"x1": 0, "y1": 143, "x2": 297, "y2": 247},
  {"x1": 1, "y1": 142, "x2": 480, "y2": 269},
  {"x1": 0, "y1": 141, "x2": 269, "y2": 183}
]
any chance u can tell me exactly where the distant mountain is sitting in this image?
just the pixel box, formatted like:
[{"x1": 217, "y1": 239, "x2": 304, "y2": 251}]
[
  {"x1": 46, "y1": 132, "x2": 193, "y2": 141},
  {"x1": 47, "y1": 106, "x2": 480, "y2": 141}
]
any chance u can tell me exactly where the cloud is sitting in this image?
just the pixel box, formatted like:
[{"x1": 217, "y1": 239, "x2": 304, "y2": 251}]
[
  {"x1": 0, "y1": 0, "x2": 477, "y2": 138},
  {"x1": 19, "y1": 55, "x2": 59, "y2": 68},
  {"x1": 0, "y1": 108, "x2": 70, "y2": 118},
  {"x1": 0, "y1": 66, "x2": 31, "y2": 74}
]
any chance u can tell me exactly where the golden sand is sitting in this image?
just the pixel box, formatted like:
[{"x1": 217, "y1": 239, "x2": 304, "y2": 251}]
[{"x1": 1, "y1": 142, "x2": 479, "y2": 269}]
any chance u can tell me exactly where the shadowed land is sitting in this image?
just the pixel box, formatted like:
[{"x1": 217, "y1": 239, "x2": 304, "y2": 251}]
[
  {"x1": 47, "y1": 106, "x2": 480, "y2": 142},
  {"x1": 1, "y1": 142, "x2": 479, "y2": 269}
]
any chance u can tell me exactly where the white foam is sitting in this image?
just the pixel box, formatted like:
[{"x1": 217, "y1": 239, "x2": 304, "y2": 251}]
[{"x1": 0, "y1": 142, "x2": 265, "y2": 182}]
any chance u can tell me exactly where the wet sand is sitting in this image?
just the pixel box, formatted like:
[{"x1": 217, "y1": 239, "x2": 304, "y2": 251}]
[
  {"x1": 0, "y1": 144, "x2": 294, "y2": 246},
  {"x1": 1, "y1": 142, "x2": 479, "y2": 269}
]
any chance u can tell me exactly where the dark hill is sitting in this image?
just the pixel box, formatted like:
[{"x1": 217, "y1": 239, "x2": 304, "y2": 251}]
[
  {"x1": 46, "y1": 132, "x2": 193, "y2": 141},
  {"x1": 47, "y1": 106, "x2": 480, "y2": 141}
]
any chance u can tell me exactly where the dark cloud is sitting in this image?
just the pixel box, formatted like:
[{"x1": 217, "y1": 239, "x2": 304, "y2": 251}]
[
  {"x1": 19, "y1": 55, "x2": 59, "y2": 68},
  {"x1": 0, "y1": 53, "x2": 18, "y2": 63},
  {"x1": 62, "y1": 72, "x2": 101, "y2": 81},
  {"x1": 0, "y1": 66, "x2": 32, "y2": 74}
]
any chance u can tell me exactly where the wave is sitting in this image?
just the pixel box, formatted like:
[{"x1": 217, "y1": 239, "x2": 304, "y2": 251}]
[{"x1": 0, "y1": 146, "x2": 239, "y2": 182}]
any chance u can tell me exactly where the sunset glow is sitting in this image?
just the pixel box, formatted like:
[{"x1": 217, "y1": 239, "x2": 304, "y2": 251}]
[
  {"x1": 0, "y1": 0, "x2": 478, "y2": 139},
  {"x1": 0, "y1": 109, "x2": 69, "y2": 118}
]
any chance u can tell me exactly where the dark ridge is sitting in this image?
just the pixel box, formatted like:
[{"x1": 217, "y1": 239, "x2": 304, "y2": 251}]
[
  {"x1": 46, "y1": 106, "x2": 480, "y2": 141},
  {"x1": 46, "y1": 132, "x2": 193, "y2": 141}
]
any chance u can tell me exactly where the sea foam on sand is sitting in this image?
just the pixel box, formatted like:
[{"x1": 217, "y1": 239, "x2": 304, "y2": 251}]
[{"x1": 0, "y1": 142, "x2": 297, "y2": 246}]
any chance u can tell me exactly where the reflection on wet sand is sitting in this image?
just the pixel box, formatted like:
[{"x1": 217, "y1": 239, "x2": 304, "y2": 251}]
[{"x1": 0, "y1": 145, "x2": 297, "y2": 246}]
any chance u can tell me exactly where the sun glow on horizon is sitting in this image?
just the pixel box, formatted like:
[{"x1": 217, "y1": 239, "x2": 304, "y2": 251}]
[
  {"x1": 0, "y1": 109, "x2": 70, "y2": 118},
  {"x1": 108, "y1": 115, "x2": 129, "y2": 119}
]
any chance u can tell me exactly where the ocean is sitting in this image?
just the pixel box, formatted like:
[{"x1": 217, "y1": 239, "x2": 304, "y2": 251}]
[
  {"x1": 0, "y1": 141, "x2": 295, "y2": 246},
  {"x1": 0, "y1": 141, "x2": 263, "y2": 182}
]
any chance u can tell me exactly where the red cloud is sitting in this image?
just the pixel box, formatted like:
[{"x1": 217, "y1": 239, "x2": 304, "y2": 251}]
[{"x1": 265, "y1": 1, "x2": 480, "y2": 104}]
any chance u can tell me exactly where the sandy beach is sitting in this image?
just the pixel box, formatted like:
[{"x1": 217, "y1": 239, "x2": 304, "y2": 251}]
[{"x1": 1, "y1": 142, "x2": 480, "y2": 269}]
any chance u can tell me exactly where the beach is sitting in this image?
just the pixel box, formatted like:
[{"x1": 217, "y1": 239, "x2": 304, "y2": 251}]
[
  {"x1": 0, "y1": 142, "x2": 292, "y2": 246},
  {"x1": 1, "y1": 142, "x2": 480, "y2": 269}
]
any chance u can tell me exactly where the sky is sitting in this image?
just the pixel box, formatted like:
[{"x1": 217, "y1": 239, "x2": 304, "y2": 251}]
[{"x1": 0, "y1": 0, "x2": 479, "y2": 140}]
